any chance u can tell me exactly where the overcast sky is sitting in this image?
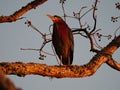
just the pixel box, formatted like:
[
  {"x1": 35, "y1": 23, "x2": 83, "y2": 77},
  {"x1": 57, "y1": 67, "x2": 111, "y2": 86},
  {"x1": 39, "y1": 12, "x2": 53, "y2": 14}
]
[{"x1": 0, "y1": 0, "x2": 120, "y2": 90}]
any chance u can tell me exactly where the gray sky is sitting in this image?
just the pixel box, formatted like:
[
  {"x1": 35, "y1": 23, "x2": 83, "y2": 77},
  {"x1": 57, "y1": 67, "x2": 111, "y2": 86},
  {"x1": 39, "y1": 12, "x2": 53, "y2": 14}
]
[{"x1": 0, "y1": 0, "x2": 120, "y2": 90}]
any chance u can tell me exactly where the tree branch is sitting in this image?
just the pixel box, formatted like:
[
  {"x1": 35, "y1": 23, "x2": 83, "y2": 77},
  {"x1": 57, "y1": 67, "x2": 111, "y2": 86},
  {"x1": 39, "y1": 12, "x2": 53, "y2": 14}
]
[
  {"x1": 106, "y1": 57, "x2": 120, "y2": 71},
  {"x1": 0, "y1": 35, "x2": 120, "y2": 78},
  {"x1": 0, "y1": 0, "x2": 47, "y2": 23},
  {"x1": 0, "y1": 55, "x2": 109, "y2": 78}
]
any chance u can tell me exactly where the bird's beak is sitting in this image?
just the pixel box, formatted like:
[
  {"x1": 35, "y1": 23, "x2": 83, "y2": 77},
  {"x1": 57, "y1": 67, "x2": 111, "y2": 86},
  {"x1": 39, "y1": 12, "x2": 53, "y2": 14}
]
[{"x1": 46, "y1": 14, "x2": 55, "y2": 21}]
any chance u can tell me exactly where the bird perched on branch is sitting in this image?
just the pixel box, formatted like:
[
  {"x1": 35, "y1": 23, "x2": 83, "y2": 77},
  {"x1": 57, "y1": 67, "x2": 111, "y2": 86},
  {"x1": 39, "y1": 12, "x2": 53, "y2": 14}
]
[{"x1": 46, "y1": 14, "x2": 74, "y2": 65}]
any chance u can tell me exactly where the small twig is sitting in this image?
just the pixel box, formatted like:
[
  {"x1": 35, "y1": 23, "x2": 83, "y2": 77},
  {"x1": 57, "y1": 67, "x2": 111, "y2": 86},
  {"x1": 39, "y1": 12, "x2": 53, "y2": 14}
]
[
  {"x1": 92, "y1": 29, "x2": 101, "y2": 34},
  {"x1": 62, "y1": 2, "x2": 66, "y2": 21},
  {"x1": 72, "y1": 28, "x2": 100, "y2": 52},
  {"x1": 49, "y1": 24, "x2": 53, "y2": 36},
  {"x1": 41, "y1": 50, "x2": 55, "y2": 56},
  {"x1": 24, "y1": 20, "x2": 53, "y2": 60},
  {"x1": 25, "y1": 20, "x2": 45, "y2": 39},
  {"x1": 80, "y1": 8, "x2": 93, "y2": 19},
  {"x1": 114, "y1": 26, "x2": 120, "y2": 38},
  {"x1": 92, "y1": 35, "x2": 103, "y2": 49},
  {"x1": 21, "y1": 42, "x2": 54, "y2": 55},
  {"x1": 79, "y1": 7, "x2": 87, "y2": 28},
  {"x1": 72, "y1": 28, "x2": 88, "y2": 37},
  {"x1": 69, "y1": 0, "x2": 100, "y2": 52},
  {"x1": 61, "y1": 6, "x2": 93, "y2": 26},
  {"x1": 39, "y1": 40, "x2": 52, "y2": 55},
  {"x1": 21, "y1": 48, "x2": 40, "y2": 51},
  {"x1": 60, "y1": 0, "x2": 67, "y2": 21},
  {"x1": 39, "y1": 39, "x2": 52, "y2": 60},
  {"x1": 84, "y1": 29, "x2": 96, "y2": 52},
  {"x1": 90, "y1": 0, "x2": 98, "y2": 33}
]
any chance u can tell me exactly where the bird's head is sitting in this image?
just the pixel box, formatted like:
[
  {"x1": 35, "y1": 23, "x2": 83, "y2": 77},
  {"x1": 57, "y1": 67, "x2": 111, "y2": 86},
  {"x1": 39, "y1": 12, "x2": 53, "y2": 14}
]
[{"x1": 46, "y1": 14, "x2": 63, "y2": 23}]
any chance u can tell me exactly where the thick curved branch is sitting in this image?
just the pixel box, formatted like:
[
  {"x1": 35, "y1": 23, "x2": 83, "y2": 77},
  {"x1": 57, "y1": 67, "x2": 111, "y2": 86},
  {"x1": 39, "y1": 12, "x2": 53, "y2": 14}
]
[
  {"x1": 0, "y1": 35, "x2": 120, "y2": 78},
  {"x1": 0, "y1": 0, "x2": 47, "y2": 23},
  {"x1": 106, "y1": 58, "x2": 120, "y2": 71},
  {"x1": 0, "y1": 53, "x2": 110, "y2": 78}
]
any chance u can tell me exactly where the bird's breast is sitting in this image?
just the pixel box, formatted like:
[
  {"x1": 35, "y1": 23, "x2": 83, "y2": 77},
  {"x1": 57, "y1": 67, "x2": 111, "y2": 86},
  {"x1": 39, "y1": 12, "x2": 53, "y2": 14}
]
[
  {"x1": 56, "y1": 24, "x2": 69, "y2": 41},
  {"x1": 53, "y1": 24, "x2": 70, "y2": 53}
]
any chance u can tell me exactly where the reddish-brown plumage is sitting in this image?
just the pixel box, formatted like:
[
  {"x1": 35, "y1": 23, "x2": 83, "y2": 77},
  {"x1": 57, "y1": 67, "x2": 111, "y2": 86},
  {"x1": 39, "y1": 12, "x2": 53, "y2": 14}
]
[{"x1": 47, "y1": 14, "x2": 74, "y2": 65}]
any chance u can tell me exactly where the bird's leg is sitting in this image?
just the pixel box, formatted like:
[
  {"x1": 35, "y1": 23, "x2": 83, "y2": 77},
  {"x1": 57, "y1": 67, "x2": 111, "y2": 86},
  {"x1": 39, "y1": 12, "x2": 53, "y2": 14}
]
[
  {"x1": 68, "y1": 57, "x2": 70, "y2": 66},
  {"x1": 59, "y1": 55, "x2": 63, "y2": 66},
  {"x1": 59, "y1": 55, "x2": 62, "y2": 77}
]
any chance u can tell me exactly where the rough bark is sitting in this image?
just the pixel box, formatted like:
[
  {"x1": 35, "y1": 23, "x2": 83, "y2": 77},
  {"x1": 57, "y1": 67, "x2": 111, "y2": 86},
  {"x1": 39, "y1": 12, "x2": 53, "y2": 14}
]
[{"x1": 0, "y1": 35, "x2": 120, "y2": 78}]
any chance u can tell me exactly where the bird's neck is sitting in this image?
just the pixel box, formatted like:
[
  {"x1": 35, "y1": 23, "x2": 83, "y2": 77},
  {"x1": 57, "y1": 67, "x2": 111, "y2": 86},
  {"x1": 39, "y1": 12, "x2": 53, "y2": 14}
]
[
  {"x1": 55, "y1": 21, "x2": 68, "y2": 29},
  {"x1": 53, "y1": 21, "x2": 70, "y2": 41}
]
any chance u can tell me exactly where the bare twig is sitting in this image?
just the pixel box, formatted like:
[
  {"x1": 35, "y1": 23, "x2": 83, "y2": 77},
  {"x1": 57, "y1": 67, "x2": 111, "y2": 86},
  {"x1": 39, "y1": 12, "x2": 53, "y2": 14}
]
[
  {"x1": 90, "y1": 0, "x2": 98, "y2": 33},
  {"x1": 93, "y1": 35, "x2": 103, "y2": 49},
  {"x1": 114, "y1": 26, "x2": 120, "y2": 38},
  {"x1": 80, "y1": 8, "x2": 93, "y2": 19},
  {"x1": 79, "y1": 7, "x2": 87, "y2": 29},
  {"x1": 24, "y1": 20, "x2": 53, "y2": 60},
  {"x1": 63, "y1": 0, "x2": 100, "y2": 52},
  {"x1": 21, "y1": 48, "x2": 40, "y2": 51},
  {"x1": 61, "y1": 1, "x2": 66, "y2": 21},
  {"x1": 25, "y1": 20, "x2": 48, "y2": 40}
]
